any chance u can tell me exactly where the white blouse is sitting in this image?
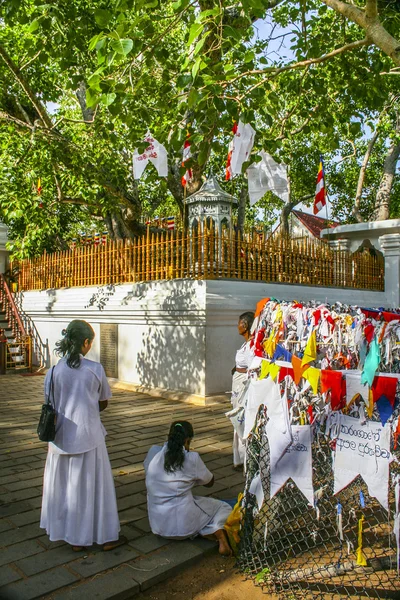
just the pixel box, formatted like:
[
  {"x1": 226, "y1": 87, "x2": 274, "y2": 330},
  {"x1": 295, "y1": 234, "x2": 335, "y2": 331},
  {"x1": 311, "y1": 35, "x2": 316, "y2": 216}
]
[
  {"x1": 144, "y1": 444, "x2": 219, "y2": 538},
  {"x1": 44, "y1": 357, "x2": 111, "y2": 455},
  {"x1": 235, "y1": 340, "x2": 253, "y2": 370}
]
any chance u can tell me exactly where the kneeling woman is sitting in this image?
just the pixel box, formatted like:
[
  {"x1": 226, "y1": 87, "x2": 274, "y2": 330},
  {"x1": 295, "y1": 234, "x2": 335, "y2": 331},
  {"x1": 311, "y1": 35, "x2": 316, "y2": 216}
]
[{"x1": 144, "y1": 421, "x2": 232, "y2": 556}]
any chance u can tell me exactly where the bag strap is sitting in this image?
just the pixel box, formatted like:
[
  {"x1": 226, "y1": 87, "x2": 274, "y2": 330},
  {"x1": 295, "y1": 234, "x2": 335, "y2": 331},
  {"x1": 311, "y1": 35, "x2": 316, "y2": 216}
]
[{"x1": 46, "y1": 366, "x2": 56, "y2": 409}]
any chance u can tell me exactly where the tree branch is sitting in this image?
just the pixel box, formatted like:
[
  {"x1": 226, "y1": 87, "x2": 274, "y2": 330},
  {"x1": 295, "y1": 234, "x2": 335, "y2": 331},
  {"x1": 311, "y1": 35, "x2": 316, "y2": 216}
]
[
  {"x1": 223, "y1": 38, "x2": 370, "y2": 94},
  {"x1": 353, "y1": 129, "x2": 380, "y2": 222},
  {"x1": 321, "y1": 0, "x2": 400, "y2": 66},
  {"x1": 0, "y1": 44, "x2": 54, "y2": 129}
]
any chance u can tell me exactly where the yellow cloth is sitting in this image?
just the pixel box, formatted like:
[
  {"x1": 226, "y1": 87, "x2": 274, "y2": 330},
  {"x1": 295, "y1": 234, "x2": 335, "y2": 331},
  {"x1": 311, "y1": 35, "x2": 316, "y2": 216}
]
[
  {"x1": 224, "y1": 493, "x2": 243, "y2": 556},
  {"x1": 263, "y1": 332, "x2": 277, "y2": 358},
  {"x1": 366, "y1": 390, "x2": 374, "y2": 418},
  {"x1": 269, "y1": 363, "x2": 280, "y2": 381},
  {"x1": 303, "y1": 366, "x2": 320, "y2": 394},
  {"x1": 356, "y1": 515, "x2": 368, "y2": 566},
  {"x1": 301, "y1": 330, "x2": 317, "y2": 366},
  {"x1": 259, "y1": 360, "x2": 270, "y2": 380}
]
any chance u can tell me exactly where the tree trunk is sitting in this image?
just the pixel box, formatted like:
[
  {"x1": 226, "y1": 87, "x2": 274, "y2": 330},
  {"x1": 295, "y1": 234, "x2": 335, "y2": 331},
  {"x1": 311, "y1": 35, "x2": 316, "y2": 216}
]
[
  {"x1": 237, "y1": 186, "x2": 247, "y2": 234},
  {"x1": 281, "y1": 201, "x2": 297, "y2": 236},
  {"x1": 373, "y1": 138, "x2": 400, "y2": 220}
]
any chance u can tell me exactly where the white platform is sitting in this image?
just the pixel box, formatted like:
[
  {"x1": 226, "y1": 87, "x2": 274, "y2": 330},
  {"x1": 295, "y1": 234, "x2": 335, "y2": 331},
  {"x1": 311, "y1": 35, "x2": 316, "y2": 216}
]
[{"x1": 18, "y1": 279, "x2": 386, "y2": 403}]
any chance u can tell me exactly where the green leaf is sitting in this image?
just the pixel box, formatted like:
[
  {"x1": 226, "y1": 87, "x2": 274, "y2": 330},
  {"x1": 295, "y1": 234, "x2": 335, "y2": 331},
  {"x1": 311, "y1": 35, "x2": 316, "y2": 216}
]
[
  {"x1": 94, "y1": 8, "x2": 112, "y2": 28},
  {"x1": 101, "y1": 93, "x2": 117, "y2": 106},
  {"x1": 193, "y1": 32, "x2": 210, "y2": 56},
  {"x1": 223, "y1": 25, "x2": 242, "y2": 42},
  {"x1": 110, "y1": 38, "x2": 134, "y2": 55},
  {"x1": 28, "y1": 19, "x2": 40, "y2": 33},
  {"x1": 86, "y1": 87, "x2": 99, "y2": 108},
  {"x1": 191, "y1": 56, "x2": 202, "y2": 80},
  {"x1": 187, "y1": 23, "x2": 204, "y2": 46},
  {"x1": 88, "y1": 34, "x2": 101, "y2": 51},
  {"x1": 188, "y1": 88, "x2": 200, "y2": 108}
]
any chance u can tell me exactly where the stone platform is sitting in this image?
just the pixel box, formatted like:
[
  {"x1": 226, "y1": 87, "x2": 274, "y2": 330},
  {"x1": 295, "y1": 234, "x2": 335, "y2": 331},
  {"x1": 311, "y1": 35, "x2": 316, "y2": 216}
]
[{"x1": 0, "y1": 375, "x2": 243, "y2": 600}]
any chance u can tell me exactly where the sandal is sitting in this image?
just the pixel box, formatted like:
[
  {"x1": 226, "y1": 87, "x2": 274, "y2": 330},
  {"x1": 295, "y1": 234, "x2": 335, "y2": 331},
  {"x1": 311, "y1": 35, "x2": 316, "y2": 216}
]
[
  {"x1": 103, "y1": 535, "x2": 128, "y2": 552},
  {"x1": 71, "y1": 546, "x2": 86, "y2": 552}
]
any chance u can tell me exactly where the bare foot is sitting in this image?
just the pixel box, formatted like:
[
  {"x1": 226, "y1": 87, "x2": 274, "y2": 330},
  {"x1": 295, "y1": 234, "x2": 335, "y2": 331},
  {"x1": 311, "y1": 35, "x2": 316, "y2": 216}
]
[{"x1": 214, "y1": 529, "x2": 233, "y2": 557}]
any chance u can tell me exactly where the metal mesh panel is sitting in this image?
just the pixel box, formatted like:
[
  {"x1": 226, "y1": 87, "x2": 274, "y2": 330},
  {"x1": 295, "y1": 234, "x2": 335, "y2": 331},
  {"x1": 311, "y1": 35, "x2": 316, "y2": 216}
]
[{"x1": 238, "y1": 406, "x2": 400, "y2": 599}]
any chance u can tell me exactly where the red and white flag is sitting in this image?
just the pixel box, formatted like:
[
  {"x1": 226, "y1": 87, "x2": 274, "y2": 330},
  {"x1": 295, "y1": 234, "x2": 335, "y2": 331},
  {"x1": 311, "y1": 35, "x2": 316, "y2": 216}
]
[
  {"x1": 226, "y1": 120, "x2": 255, "y2": 181},
  {"x1": 225, "y1": 122, "x2": 238, "y2": 181},
  {"x1": 313, "y1": 155, "x2": 326, "y2": 215},
  {"x1": 181, "y1": 138, "x2": 192, "y2": 187}
]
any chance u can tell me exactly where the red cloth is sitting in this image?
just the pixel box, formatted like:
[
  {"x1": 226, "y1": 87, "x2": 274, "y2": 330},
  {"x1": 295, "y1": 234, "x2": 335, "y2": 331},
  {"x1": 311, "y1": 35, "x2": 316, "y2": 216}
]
[
  {"x1": 321, "y1": 369, "x2": 345, "y2": 410},
  {"x1": 371, "y1": 375, "x2": 398, "y2": 407},
  {"x1": 313, "y1": 309, "x2": 321, "y2": 327},
  {"x1": 254, "y1": 329, "x2": 265, "y2": 357},
  {"x1": 278, "y1": 366, "x2": 294, "y2": 383},
  {"x1": 364, "y1": 324, "x2": 375, "y2": 344}
]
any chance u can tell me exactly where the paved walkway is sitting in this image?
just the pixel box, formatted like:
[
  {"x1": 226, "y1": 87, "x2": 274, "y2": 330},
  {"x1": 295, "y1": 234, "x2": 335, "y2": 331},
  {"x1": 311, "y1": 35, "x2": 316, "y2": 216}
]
[{"x1": 0, "y1": 375, "x2": 243, "y2": 600}]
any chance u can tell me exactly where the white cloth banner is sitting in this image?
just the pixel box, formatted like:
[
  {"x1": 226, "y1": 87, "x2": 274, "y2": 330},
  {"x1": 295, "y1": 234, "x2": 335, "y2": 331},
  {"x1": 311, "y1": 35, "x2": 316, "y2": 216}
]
[
  {"x1": 334, "y1": 415, "x2": 392, "y2": 511},
  {"x1": 270, "y1": 425, "x2": 314, "y2": 506},
  {"x1": 133, "y1": 134, "x2": 168, "y2": 179},
  {"x1": 230, "y1": 121, "x2": 255, "y2": 176},
  {"x1": 243, "y1": 377, "x2": 277, "y2": 439},
  {"x1": 344, "y1": 372, "x2": 370, "y2": 408},
  {"x1": 247, "y1": 151, "x2": 289, "y2": 206},
  {"x1": 266, "y1": 387, "x2": 292, "y2": 475},
  {"x1": 249, "y1": 473, "x2": 264, "y2": 510}
]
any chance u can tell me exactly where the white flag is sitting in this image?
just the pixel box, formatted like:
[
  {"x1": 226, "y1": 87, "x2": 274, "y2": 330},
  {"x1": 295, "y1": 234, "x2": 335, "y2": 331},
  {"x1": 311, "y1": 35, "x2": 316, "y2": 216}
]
[
  {"x1": 133, "y1": 133, "x2": 168, "y2": 179},
  {"x1": 334, "y1": 415, "x2": 392, "y2": 511},
  {"x1": 247, "y1": 151, "x2": 289, "y2": 205},
  {"x1": 226, "y1": 120, "x2": 255, "y2": 180},
  {"x1": 270, "y1": 425, "x2": 314, "y2": 506}
]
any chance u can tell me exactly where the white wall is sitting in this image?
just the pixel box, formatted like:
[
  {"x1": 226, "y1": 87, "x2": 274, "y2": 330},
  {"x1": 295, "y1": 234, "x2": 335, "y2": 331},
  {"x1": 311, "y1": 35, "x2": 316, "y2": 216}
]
[{"x1": 19, "y1": 279, "x2": 386, "y2": 401}]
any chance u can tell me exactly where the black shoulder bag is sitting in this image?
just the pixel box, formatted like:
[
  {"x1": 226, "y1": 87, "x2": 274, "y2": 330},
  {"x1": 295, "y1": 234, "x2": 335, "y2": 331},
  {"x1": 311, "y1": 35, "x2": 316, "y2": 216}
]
[{"x1": 37, "y1": 366, "x2": 57, "y2": 442}]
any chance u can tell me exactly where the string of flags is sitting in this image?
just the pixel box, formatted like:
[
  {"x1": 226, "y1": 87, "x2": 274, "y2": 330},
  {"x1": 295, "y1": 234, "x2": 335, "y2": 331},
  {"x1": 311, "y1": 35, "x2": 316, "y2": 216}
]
[
  {"x1": 129, "y1": 123, "x2": 326, "y2": 214},
  {"x1": 70, "y1": 231, "x2": 108, "y2": 249},
  {"x1": 233, "y1": 298, "x2": 400, "y2": 566}
]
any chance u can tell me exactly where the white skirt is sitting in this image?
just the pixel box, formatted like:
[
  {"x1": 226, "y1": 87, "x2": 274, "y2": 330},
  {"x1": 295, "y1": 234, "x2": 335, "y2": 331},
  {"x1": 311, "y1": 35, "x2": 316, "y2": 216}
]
[{"x1": 40, "y1": 439, "x2": 120, "y2": 546}]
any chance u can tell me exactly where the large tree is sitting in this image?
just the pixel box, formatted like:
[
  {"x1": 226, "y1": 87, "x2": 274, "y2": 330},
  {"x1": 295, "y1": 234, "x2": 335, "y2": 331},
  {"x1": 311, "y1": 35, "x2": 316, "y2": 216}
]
[{"x1": 0, "y1": 0, "x2": 399, "y2": 256}]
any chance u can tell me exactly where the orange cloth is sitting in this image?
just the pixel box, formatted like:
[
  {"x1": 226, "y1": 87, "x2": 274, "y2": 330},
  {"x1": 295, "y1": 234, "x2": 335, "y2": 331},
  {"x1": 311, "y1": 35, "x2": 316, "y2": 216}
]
[
  {"x1": 291, "y1": 355, "x2": 309, "y2": 385},
  {"x1": 254, "y1": 297, "x2": 270, "y2": 317}
]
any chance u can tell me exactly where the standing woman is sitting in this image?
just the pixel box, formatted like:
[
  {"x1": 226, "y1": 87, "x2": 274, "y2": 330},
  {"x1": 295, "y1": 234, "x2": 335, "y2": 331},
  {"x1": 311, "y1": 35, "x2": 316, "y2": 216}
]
[
  {"x1": 231, "y1": 311, "x2": 255, "y2": 470},
  {"x1": 40, "y1": 320, "x2": 124, "y2": 552}
]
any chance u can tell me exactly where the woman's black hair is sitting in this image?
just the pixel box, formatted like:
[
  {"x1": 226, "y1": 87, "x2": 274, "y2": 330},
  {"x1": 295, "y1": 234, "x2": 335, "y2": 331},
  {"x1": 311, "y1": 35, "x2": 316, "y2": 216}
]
[
  {"x1": 239, "y1": 311, "x2": 255, "y2": 332},
  {"x1": 55, "y1": 320, "x2": 95, "y2": 369},
  {"x1": 164, "y1": 421, "x2": 194, "y2": 473}
]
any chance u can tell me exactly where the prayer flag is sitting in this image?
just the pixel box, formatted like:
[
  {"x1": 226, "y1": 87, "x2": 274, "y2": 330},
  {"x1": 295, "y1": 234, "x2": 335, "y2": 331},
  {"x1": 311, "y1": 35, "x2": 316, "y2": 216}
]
[
  {"x1": 94, "y1": 232, "x2": 100, "y2": 246},
  {"x1": 37, "y1": 178, "x2": 42, "y2": 195},
  {"x1": 181, "y1": 138, "x2": 192, "y2": 187},
  {"x1": 102, "y1": 231, "x2": 108, "y2": 245},
  {"x1": 371, "y1": 375, "x2": 398, "y2": 407},
  {"x1": 291, "y1": 355, "x2": 308, "y2": 385},
  {"x1": 226, "y1": 120, "x2": 255, "y2": 180},
  {"x1": 133, "y1": 133, "x2": 168, "y2": 179},
  {"x1": 313, "y1": 155, "x2": 326, "y2": 215},
  {"x1": 247, "y1": 151, "x2": 289, "y2": 205},
  {"x1": 301, "y1": 331, "x2": 317, "y2": 366},
  {"x1": 361, "y1": 337, "x2": 381, "y2": 386},
  {"x1": 167, "y1": 216, "x2": 175, "y2": 230},
  {"x1": 321, "y1": 369, "x2": 345, "y2": 410},
  {"x1": 303, "y1": 366, "x2": 320, "y2": 395}
]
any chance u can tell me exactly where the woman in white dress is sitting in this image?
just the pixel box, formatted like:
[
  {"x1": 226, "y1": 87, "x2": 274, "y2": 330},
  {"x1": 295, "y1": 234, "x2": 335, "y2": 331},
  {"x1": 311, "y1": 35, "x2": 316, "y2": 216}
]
[
  {"x1": 144, "y1": 421, "x2": 232, "y2": 556},
  {"x1": 231, "y1": 312, "x2": 255, "y2": 470},
  {"x1": 40, "y1": 320, "x2": 125, "y2": 552}
]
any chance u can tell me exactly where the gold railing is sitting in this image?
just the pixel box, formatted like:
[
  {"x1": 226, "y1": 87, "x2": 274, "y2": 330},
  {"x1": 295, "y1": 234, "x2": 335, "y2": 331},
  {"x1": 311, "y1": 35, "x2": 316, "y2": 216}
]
[{"x1": 13, "y1": 230, "x2": 385, "y2": 292}]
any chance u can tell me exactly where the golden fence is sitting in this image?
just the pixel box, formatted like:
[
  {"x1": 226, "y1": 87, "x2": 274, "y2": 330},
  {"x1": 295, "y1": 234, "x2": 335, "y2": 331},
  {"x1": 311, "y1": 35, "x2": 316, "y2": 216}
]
[{"x1": 14, "y1": 230, "x2": 384, "y2": 292}]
